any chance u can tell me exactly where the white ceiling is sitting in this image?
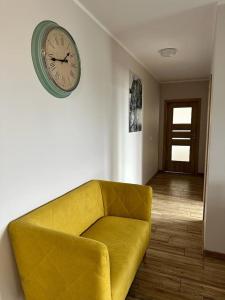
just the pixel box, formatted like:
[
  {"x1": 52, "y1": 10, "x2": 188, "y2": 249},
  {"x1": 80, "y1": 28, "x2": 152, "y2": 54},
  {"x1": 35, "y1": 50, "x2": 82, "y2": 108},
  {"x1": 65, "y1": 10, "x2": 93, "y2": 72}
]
[{"x1": 77, "y1": 0, "x2": 218, "y2": 82}]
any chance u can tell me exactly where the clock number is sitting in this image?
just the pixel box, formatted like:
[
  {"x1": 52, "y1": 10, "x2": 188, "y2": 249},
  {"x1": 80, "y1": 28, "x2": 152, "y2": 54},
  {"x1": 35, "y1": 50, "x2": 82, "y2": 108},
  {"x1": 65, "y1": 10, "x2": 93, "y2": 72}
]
[
  {"x1": 48, "y1": 40, "x2": 55, "y2": 49},
  {"x1": 55, "y1": 36, "x2": 59, "y2": 45},
  {"x1": 70, "y1": 71, "x2": 75, "y2": 78},
  {"x1": 50, "y1": 62, "x2": 55, "y2": 71},
  {"x1": 55, "y1": 72, "x2": 60, "y2": 80}
]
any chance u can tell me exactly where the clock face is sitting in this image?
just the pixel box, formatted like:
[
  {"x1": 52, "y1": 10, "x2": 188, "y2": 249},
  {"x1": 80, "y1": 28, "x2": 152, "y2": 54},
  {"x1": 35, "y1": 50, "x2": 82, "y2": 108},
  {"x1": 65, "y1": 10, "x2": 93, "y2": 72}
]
[{"x1": 43, "y1": 27, "x2": 81, "y2": 92}]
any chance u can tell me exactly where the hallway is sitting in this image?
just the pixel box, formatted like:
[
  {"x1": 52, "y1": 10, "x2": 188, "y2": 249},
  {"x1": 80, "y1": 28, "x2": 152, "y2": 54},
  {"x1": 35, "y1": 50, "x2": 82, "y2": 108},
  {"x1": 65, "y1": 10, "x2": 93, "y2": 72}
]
[{"x1": 127, "y1": 172, "x2": 225, "y2": 300}]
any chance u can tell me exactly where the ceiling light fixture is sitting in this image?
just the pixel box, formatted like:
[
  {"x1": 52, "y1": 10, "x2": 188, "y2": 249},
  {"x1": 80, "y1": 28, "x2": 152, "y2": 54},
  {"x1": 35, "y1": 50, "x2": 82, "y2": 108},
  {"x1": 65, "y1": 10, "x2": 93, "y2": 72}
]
[{"x1": 159, "y1": 48, "x2": 178, "y2": 57}]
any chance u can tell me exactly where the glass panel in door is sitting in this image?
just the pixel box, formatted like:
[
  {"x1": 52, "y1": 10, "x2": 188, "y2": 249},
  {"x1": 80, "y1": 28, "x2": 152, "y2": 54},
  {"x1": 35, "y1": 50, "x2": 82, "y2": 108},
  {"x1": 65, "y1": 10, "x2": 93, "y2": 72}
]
[{"x1": 164, "y1": 101, "x2": 200, "y2": 174}]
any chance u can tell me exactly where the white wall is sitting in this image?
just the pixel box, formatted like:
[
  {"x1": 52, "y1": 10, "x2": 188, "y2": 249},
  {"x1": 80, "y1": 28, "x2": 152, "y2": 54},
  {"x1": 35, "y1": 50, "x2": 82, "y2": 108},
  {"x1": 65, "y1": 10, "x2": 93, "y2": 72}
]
[
  {"x1": 204, "y1": 4, "x2": 225, "y2": 254},
  {"x1": 142, "y1": 77, "x2": 160, "y2": 183},
  {"x1": 110, "y1": 47, "x2": 160, "y2": 184},
  {"x1": 0, "y1": 0, "x2": 159, "y2": 299},
  {"x1": 159, "y1": 81, "x2": 209, "y2": 173}
]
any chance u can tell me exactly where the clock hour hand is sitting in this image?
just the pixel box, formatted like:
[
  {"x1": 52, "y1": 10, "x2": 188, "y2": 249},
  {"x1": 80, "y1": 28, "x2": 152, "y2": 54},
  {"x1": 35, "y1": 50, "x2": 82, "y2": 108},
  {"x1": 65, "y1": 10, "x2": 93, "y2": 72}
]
[{"x1": 51, "y1": 57, "x2": 68, "y2": 63}]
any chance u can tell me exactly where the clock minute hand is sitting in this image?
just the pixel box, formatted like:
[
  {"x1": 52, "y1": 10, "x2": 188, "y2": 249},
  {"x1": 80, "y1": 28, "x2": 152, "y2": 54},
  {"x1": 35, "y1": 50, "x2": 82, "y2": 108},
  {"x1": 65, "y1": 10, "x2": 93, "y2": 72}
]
[{"x1": 63, "y1": 52, "x2": 70, "y2": 62}]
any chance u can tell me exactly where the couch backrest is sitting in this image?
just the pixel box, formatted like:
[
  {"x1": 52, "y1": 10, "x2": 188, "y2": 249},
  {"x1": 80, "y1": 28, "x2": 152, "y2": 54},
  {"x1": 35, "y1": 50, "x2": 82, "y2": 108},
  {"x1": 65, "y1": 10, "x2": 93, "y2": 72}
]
[{"x1": 20, "y1": 181, "x2": 104, "y2": 236}]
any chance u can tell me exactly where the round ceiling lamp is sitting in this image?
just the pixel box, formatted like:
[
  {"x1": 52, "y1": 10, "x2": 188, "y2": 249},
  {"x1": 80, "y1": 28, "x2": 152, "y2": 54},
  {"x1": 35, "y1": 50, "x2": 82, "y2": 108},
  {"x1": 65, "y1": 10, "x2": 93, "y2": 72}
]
[{"x1": 159, "y1": 48, "x2": 178, "y2": 57}]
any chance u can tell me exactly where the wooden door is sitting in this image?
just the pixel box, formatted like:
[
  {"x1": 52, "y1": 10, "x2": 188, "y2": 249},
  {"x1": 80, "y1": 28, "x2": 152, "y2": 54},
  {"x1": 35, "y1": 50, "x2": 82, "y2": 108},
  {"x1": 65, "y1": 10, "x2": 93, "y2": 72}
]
[{"x1": 163, "y1": 99, "x2": 200, "y2": 174}]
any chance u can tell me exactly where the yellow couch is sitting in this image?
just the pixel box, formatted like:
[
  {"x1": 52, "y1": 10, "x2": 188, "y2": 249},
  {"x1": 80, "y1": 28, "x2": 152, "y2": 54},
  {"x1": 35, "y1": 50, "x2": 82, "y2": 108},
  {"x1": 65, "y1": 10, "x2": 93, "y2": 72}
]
[{"x1": 8, "y1": 180, "x2": 152, "y2": 300}]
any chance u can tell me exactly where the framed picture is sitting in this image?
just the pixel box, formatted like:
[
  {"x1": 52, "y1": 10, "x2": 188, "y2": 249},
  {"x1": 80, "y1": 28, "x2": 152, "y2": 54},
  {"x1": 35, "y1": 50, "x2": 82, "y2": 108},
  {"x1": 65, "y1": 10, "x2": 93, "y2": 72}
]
[{"x1": 129, "y1": 72, "x2": 142, "y2": 132}]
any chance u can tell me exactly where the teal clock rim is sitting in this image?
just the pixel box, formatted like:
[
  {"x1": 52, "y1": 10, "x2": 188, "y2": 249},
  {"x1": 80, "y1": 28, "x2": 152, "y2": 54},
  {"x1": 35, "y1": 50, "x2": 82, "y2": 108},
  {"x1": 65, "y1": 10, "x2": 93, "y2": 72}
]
[{"x1": 31, "y1": 20, "x2": 81, "y2": 98}]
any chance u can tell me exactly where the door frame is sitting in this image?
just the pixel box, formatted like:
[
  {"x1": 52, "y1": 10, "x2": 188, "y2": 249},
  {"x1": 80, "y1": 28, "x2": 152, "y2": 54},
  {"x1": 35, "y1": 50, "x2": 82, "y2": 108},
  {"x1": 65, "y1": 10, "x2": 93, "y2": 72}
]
[
  {"x1": 162, "y1": 98, "x2": 201, "y2": 175},
  {"x1": 203, "y1": 75, "x2": 212, "y2": 221}
]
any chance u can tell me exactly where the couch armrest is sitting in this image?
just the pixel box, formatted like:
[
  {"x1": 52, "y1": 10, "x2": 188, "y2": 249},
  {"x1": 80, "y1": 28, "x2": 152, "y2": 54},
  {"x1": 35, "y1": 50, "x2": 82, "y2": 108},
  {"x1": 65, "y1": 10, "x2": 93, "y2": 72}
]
[
  {"x1": 8, "y1": 221, "x2": 111, "y2": 300},
  {"x1": 99, "y1": 180, "x2": 152, "y2": 222}
]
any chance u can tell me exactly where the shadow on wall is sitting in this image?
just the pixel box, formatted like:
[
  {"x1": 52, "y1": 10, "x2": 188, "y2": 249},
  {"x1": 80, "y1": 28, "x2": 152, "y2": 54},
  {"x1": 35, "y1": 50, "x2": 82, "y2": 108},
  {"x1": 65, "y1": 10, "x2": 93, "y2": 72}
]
[{"x1": 0, "y1": 228, "x2": 23, "y2": 300}]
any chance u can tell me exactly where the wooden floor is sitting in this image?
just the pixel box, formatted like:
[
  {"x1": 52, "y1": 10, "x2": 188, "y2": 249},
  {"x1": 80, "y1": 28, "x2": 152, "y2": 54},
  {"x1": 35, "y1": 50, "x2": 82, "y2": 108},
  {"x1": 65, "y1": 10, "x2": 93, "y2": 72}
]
[{"x1": 126, "y1": 172, "x2": 225, "y2": 300}]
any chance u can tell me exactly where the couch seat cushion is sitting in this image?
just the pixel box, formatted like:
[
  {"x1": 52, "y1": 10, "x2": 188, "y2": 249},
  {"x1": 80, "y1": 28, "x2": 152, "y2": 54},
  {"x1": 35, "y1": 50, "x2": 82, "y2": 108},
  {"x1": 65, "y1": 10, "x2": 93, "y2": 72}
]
[{"x1": 81, "y1": 216, "x2": 150, "y2": 300}]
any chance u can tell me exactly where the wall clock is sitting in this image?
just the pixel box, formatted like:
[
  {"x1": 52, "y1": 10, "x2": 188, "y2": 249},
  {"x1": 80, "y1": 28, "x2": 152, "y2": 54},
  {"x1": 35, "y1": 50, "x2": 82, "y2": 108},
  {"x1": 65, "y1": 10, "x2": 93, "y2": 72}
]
[{"x1": 31, "y1": 20, "x2": 81, "y2": 98}]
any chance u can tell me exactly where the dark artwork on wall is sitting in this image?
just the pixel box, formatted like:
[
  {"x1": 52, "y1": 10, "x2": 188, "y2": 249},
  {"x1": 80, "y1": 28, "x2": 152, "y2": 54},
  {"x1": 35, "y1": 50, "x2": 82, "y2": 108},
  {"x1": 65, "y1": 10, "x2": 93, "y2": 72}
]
[{"x1": 129, "y1": 72, "x2": 143, "y2": 132}]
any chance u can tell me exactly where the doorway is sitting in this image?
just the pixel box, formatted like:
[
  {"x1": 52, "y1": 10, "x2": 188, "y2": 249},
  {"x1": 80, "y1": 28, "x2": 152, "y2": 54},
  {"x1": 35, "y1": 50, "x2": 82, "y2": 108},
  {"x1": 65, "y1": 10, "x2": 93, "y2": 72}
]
[{"x1": 163, "y1": 99, "x2": 201, "y2": 174}]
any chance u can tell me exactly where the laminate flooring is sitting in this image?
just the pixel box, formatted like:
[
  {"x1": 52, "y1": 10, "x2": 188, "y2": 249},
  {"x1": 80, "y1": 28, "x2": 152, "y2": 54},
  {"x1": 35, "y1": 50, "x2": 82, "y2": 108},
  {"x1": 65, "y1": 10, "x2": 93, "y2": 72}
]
[{"x1": 126, "y1": 172, "x2": 225, "y2": 300}]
